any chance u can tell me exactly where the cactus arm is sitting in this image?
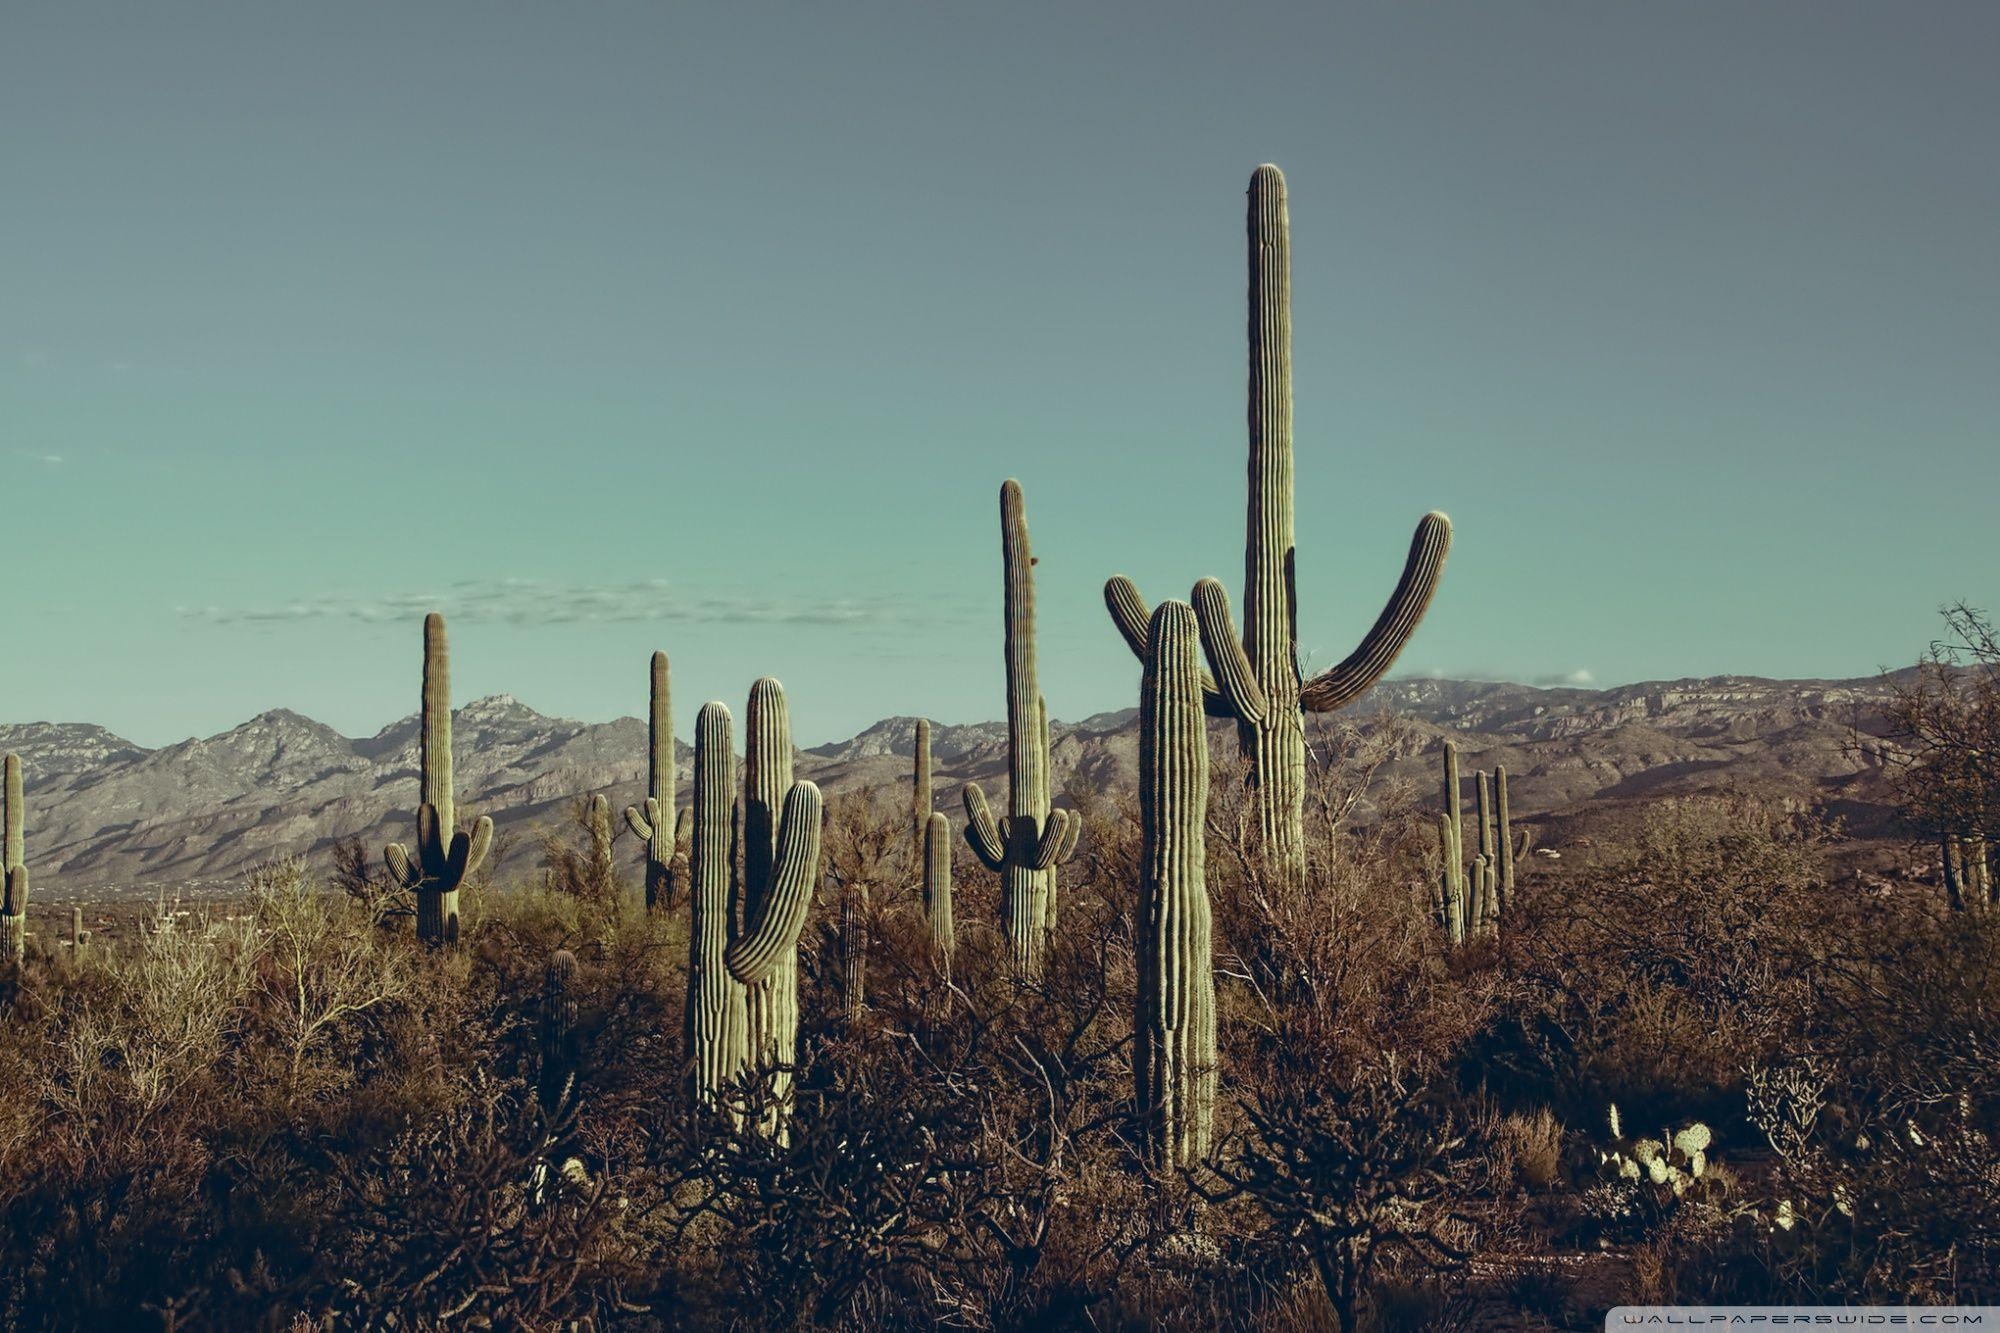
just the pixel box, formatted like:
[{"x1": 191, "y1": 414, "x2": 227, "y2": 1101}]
[
  {"x1": 3, "y1": 865, "x2": 26, "y2": 917},
  {"x1": 1298, "y1": 512, "x2": 1453, "y2": 713},
  {"x1": 1108, "y1": 577, "x2": 1231, "y2": 716},
  {"x1": 1057, "y1": 807, "x2": 1082, "y2": 862},
  {"x1": 1029, "y1": 808, "x2": 1071, "y2": 872},
  {"x1": 962, "y1": 783, "x2": 1006, "y2": 871},
  {"x1": 625, "y1": 801, "x2": 656, "y2": 842},
  {"x1": 449, "y1": 816, "x2": 494, "y2": 884},
  {"x1": 675, "y1": 804, "x2": 692, "y2": 844},
  {"x1": 415, "y1": 802, "x2": 448, "y2": 879},
  {"x1": 1192, "y1": 578, "x2": 1268, "y2": 726},
  {"x1": 384, "y1": 842, "x2": 416, "y2": 889},
  {"x1": 725, "y1": 781, "x2": 823, "y2": 986}
]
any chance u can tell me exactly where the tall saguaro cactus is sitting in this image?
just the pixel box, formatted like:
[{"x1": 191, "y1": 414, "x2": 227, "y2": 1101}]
[
  {"x1": 383, "y1": 614, "x2": 493, "y2": 946},
  {"x1": 923, "y1": 811, "x2": 954, "y2": 976},
  {"x1": 912, "y1": 718, "x2": 933, "y2": 853},
  {"x1": 2, "y1": 753, "x2": 27, "y2": 964},
  {"x1": 964, "y1": 480, "x2": 1075, "y2": 974},
  {"x1": 1437, "y1": 741, "x2": 1467, "y2": 944},
  {"x1": 684, "y1": 695, "x2": 823, "y2": 1127},
  {"x1": 1105, "y1": 166, "x2": 1451, "y2": 882},
  {"x1": 1136, "y1": 601, "x2": 1218, "y2": 1166},
  {"x1": 623, "y1": 652, "x2": 686, "y2": 911},
  {"x1": 687, "y1": 702, "x2": 749, "y2": 1109}
]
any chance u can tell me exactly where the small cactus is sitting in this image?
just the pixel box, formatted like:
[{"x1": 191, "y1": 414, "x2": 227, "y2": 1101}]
[
  {"x1": 1135, "y1": 601, "x2": 1217, "y2": 1166},
  {"x1": 69, "y1": 906, "x2": 87, "y2": 953},
  {"x1": 839, "y1": 879, "x2": 868, "y2": 1017},
  {"x1": 623, "y1": 652, "x2": 687, "y2": 912},
  {"x1": 963, "y1": 480, "x2": 1075, "y2": 974},
  {"x1": 539, "y1": 949, "x2": 580, "y2": 1118},
  {"x1": 586, "y1": 793, "x2": 615, "y2": 892},
  {"x1": 382, "y1": 614, "x2": 493, "y2": 946},
  {"x1": 2, "y1": 754, "x2": 27, "y2": 965}
]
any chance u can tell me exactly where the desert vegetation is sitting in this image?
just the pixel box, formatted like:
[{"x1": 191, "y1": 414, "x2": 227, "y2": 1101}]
[{"x1": 0, "y1": 164, "x2": 1992, "y2": 1329}]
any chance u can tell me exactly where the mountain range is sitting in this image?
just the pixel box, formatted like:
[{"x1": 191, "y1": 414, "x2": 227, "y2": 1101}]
[{"x1": 0, "y1": 674, "x2": 1914, "y2": 898}]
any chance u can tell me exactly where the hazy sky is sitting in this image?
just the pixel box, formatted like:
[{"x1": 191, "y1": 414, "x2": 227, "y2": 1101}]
[{"x1": 3, "y1": 2, "x2": 1994, "y2": 748}]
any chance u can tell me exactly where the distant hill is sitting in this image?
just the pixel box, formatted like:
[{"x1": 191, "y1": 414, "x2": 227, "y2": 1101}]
[{"x1": 0, "y1": 673, "x2": 1913, "y2": 897}]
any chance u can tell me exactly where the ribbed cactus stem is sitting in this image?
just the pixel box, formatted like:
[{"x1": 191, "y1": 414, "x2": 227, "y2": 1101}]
[
  {"x1": 2, "y1": 754, "x2": 25, "y2": 965},
  {"x1": 587, "y1": 793, "x2": 614, "y2": 885},
  {"x1": 723, "y1": 773, "x2": 822, "y2": 1140},
  {"x1": 1475, "y1": 771, "x2": 1493, "y2": 864},
  {"x1": 840, "y1": 879, "x2": 868, "y2": 1017},
  {"x1": 70, "y1": 906, "x2": 85, "y2": 952},
  {"x1": 384, "y1": 615, "x2": 492, "y2": 946},
  {"x1": 923, "y1": 811, "x2": 954, "y2": 976},
  {"x1": 963, "y1": 480, "x2": 1071, "y2": 975},
  {"x1": 1943, "y1": 832, "x2": 1966, "y2": 910},
  {"x1": 1437, "y1": 815, "x2": 1464, "y2": 946},
  {"x1": 913, "y1": 718, "x2": 932, "y2": 850},
  {"x1": 1136, "y1": 601, "x2": 1217, "y2": 1167},
  {"x1": 622, "y1": 651, "x2": 678, "y2": 911},
  {"x1": 539, "y1": 949, "x2": 579, "y2": 1118},
  {"x1": 1102, "y1": 166, "x2": 1452, "y2": 885},
  {"x1": 1495, "y1": 766, "x2": 1515, "y2": 913},
  {"x1": 687, "y1": 701, "x2": 747, "y2": 1111},
  {"x1": 740, "y1": 678, "x2": 802, "y2": 1111}
]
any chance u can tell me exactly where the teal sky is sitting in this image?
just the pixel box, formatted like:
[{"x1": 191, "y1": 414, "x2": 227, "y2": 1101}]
[{"x1": 3, "y1": 2, "x2": 1994, "y2": 748}]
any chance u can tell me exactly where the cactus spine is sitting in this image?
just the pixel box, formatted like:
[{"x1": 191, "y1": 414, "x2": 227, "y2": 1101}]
[
  {"x1": 1105, "y1": 166, "x2": 1451, "y2": 882},
  {"x1": 2, "y1": 753, "x2": 26, "y2": 964},
  {"x1": 539, "y1": 949, "x2": 579, "y2": 1118},
  {"x1": 623, "y1": 652, "x2": 684, "y2": 911},
  {"x1": 1136, "y1": 601, "x2": 1217, "y2": 1166},
  {"x1": 687, "y1": 702, "x2": 748, "y2": 1109},
  {"x1": 923, "y1": 811, "x2": 954, "y2": 976},
  {"x1": 963, "y1": 480, "x2": 1074, "y2": 974},
  {"x1": 383, "y1": 614, "x2": 493, "y2": 946}
]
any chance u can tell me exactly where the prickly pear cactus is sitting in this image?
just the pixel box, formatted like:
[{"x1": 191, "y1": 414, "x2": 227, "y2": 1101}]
[
  {"x1": 1135, "y1": 601, "x2": 1218, "y2": 1166},
  {"x1": 382, "y1": 614, "x2": 493, "y2": 946},
  {"x1": 1106, "y1": 165, "x2": 1451, "y2": 883}
]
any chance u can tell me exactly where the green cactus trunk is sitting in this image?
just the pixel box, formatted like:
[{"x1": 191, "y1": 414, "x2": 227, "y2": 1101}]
[
  {"x1": 70, "y1": 906, "x2": 85, "y2": 954},
  {"x1": 963, "y1": 481, "x2": 1073, "y2": 975},
  {"x1": 741, "y1": 678, "x2": 801, "y2": 1106},
  {"x1": 623, "y1": 652, "x2": 678, "y2": 912},
  {"x1": 586, "y1": 793, "x2": 614, "y2": 895},
  {"x1": 383, "y1": 614, "x2": 492, "y2": 947},
  {"x1": 840, "y1": 879, "x2": 868, "y2": 1017},
  {"x1": 687, "y1": 701, "x2": 748, "y2": 1111},
  {"x1": 2, "y1": 753, "x2": 26, "y2": 965},
  {"x1": 913, "y1": 718, "x2": 932, "y2": 853},
  {"x1": 923, "y1": 811, "x2": 954, "y2": 977},
  {"x1": 539, "y1": 949, "x2": 579, "y2": 1119},
  {"x1": 1136, "y1": 601, "x2": 1218, "y2": 1166},
  {"x1": 1104, "y1": 166, "x2": 1452, "y2": 886},
  {"x1": 1438, "y1": 741, "x2": 1466, "y2": 944},
  {"x1": 1495, "y1": 765, "x2": 1515, "y2": 913}
]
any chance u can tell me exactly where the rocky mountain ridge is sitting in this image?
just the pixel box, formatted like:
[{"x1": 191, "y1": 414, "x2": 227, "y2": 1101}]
[{"x1": 0, "y1": 673, "x2": 1911, "y2": 896}]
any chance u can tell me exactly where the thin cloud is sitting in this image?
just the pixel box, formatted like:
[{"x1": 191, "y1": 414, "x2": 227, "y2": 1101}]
[
  {"x1": 1533, "y1": 669, "x2": 1596, "y2": 687},
  {"x1": 180, "y1": 577, "x2": 947, "y2": 630}
]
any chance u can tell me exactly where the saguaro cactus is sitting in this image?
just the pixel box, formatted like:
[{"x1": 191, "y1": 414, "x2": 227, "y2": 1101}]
[
  {"x1": 964, "y1": 480, "x2": 1075, "y2": 974},
  {"x1": 623, "y1": 652, "x2": 686, "y2": 912},
  {"x1": 539, "y1": 949, "x2": 580, "y2": 1119},
  {"x1": 839, "y1": 880, "x2": 868, "y2": 1017},
  {"x1": 1436, "y1": 742, "x2": 1467, "y2": 945},
  {"x1": 912, "y1": 718, "x2": 933, "y2": 853},
  {"x1": 1136, "y1": 601, "x2": 1218, "y2": 1166},
  {"x1": 923, "y1": 811, "x2": 955, "y2": 976},
  {"x1": 2, "y1": 753, "x2": 27, "y2": 964},
  {"x1": 383, "y1": 615, "x2": 493, "y2": 946},
  {"x1": 1105, "y1": 165, "x2": 1451, "y2": 882},
  {"x1": 1495, "y1": 765, "x2": 1517, "y2": 912},
  {"x1": 686, "y1": 702, "x2": 749, "y2": 1109},
  {"x1": 684, "y1": 694, "x2": 823, "y2": 1126},
  {"x1": 585, "y1": 793, "x2": 615, "y2": 892}
]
